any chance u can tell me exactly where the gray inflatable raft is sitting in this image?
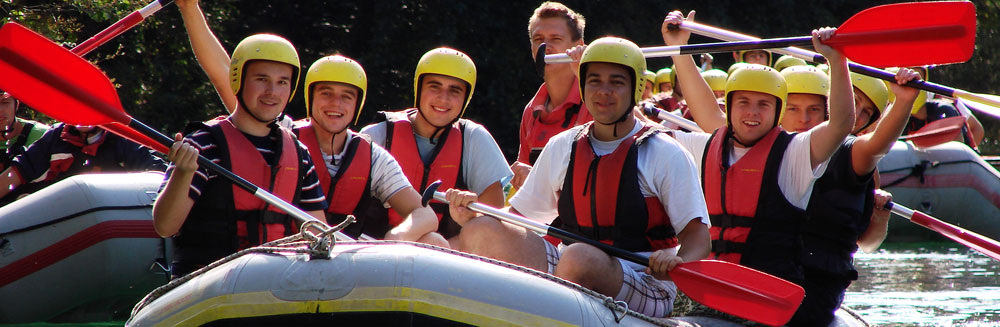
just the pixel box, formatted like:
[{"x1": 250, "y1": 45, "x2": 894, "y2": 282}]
[
  {"x1": 878, "y1": 141, "x2": 1000, "y2": 242},
  {"x1": 127, "y1": 241, "x2": 868, "y2": 327},
  {"x1": 0, "y1": 172, "x2": 169, "y2": 323}
]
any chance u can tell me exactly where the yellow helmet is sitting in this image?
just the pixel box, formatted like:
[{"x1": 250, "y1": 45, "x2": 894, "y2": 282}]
[
  {"x1": 644, "y1": 70, "x2": 656, "y2": 86},
  {"x1": 815, "y1": 63, "x2": 830, "y2": 75},
  {"x1": 414, "y1": 47, "x2": 477, "y2": 117},
  {"x1": 701, "y1": 69, "x2": 728, "y2": 92},
  {"x1": 229, "y1": 34, "x2": 301, "y2": 102},
  {"x1": 773, "y1": 55, "x2": 807, "y2": 73},
  {"x1": 655, "y1": 67, "x2": 673, "y2": 91},
  {"x1": 737, "y1": 49, "x2": 772, "y2": 66},
  {"x1": 884, "y1": 67, "x2": 929, "y2": 115},
  {"x1": 781, "y1": 65, "x2": 829, "y2": 98},
  {"x1": 725, "y1": 64, "x2": 787, "y2": 127},
  {"x1": 578, "y1": 37, "x2": 647, "y2": 106},
  {"x1": 727, "y1": 62, "x2": 749, "y2": 76},
  {"x1": 304, "y1": 55, "x2": 368, "y2": 125},
  {"x1": 850, "y1": 72, "x2": 889, "y2": 125}
]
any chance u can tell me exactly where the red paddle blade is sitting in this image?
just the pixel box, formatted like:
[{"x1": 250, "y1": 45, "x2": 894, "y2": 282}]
[
  {"x1": 833, "y1": 1, "x2": 976, "y2": 67},
  {"x1": 909, "y1": 211, "x2": 1000, "y2": 261},
  {"x1": 671, "y1": 260, "x2": 804, "y2": 327},
  {"x1": 899, "y1": 116, "x2": 965, "y2": 147},
  {"x1": 0, "y1": 23, "x2": 130, "y2": 125}
]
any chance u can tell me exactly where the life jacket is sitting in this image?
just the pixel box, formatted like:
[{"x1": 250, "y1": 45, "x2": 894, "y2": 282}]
[
  {"x1": 522, "y1": 83, "x2": 591, "y2": 165},
  {"x1": 293, "y1": 122, "x2": 375, "y2": 238},
  {"x1": 702, "y1": 126, "x2": 805, "y2": 283},
  {"x1": 173, "y1": 118, "x2": 301, "y2": 276},
  {"x1": 0, "y1": 121, "x2": 36, "y2": 169},
  {"x1": 374, "y1": 109, "x2": 467, "y2": 239},
  {"x1": 551, "y1": 123, "x2": 679, "y2": 252},
  {"x1": 801, "y1": 137, "x2": 875, "y2": 280}
]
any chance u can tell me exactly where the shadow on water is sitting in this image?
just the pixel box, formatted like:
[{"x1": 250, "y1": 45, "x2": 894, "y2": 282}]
[{"x1": 844, "y1": 242, "x2": 1000, "y2": 326}]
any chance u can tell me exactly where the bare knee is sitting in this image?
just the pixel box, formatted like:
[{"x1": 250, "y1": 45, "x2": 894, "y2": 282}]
[
  {"x1": 416, "y1": 232, "x2": 450, "y2": 248},
  {"x1": 555, "y1": 243, "x2": 622, "y2": 295},
  {"x1": 454, "y1": 216, "x2": 507, "y2": 252}
]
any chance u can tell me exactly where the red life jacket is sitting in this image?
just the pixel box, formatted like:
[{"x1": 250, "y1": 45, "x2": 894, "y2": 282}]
[
  {"x1": 553, "y1": 122, "x2": 679, "y2": 252},
  {"x1": 174, "y1": 118, "x2": 301, "y2": 276},
  {"x1": 701, "y1": 126, "x2": 805, "y2": 283},
  {"x1": 378, "y1": 109, "x2": 467, "y2": 239},
  {"x1": 521, "y1": 82, "x2": 591, "y2": 165},
  {"x1": 293, "y1": 122, "x2": 373, "y2": 230}
]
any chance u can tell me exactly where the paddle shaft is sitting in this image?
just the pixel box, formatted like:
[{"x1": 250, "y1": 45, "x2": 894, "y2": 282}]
[
  {"x1": 886, "y1": 202, "x2": 1000, "y2": 261},
  {"x1": 641, "y1": 102, "x2": 704, "y2": 132},
  {"x1": 679, "y1": 21, "x2": 1000, "y2": 110},
  {"x1": 72, "y1": 0, "x2": 174, "y2": 57},
  {"x1": 428, "y1": 189, "x2": 650, "y2": 266},
  {"x1": 545, "y1": 24, "x2": 960, "y2": 64}
]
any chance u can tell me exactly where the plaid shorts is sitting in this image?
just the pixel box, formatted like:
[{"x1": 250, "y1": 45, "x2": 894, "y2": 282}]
[{"x1": 543, "y1": 241, "x2": 677, "y2": 318}]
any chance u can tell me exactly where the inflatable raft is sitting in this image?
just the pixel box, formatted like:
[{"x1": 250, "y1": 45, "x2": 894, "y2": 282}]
[
  {"x1": 0, "y1": 172, "x2": 169, "y2": 323},
  {"x1": 126, "y1": 239, "x2": 868, "y2": 327},
  {"x1": 878, "y1": 141, "x2": 1000, "y2": 242}
]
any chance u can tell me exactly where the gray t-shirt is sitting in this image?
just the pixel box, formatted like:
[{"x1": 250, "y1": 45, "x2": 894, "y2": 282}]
[{"x1": 361, "y1": 118, "x2": 513, "y2": 195}]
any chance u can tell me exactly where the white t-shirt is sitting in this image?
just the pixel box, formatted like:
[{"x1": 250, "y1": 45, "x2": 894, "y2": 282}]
[
  {"x1": 361, "y1": 118, "x2": 513, "y2": 195},
  {"x1": 510, "y1": 122, "x2": 710, "y2": 237},
  {"x1": 671, "y1": 129, "x2": 829, "y2": 210},
  {"x1": 321, "y1": 132, "x2": 411, "y2": 203}
]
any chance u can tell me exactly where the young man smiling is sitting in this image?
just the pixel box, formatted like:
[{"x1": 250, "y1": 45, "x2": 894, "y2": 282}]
[
  {"x1": 360, "y1": 47, "x2": 512, "y2": 248},
  {"x1": 443, "y1": 37, "x2": 711, "y2": 318}
]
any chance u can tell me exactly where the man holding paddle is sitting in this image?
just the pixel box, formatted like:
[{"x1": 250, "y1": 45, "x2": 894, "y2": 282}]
[
  {"x1": 444, "y1": 37, "x2": 711, "y2": 318},
  {"x1": 663, "y1": 10, "x2": 854, "y2": 324},
  {"x1": 175, "y1": 0, "x2": 442, "y2": 244},
  {"x1": 777, "y1": 62, "x2": 924, "y2": 324},
  {"x1": 512, "y1": 2, "x2": 592, "y2": 189},
  {"x1": 152, "y1": 33, "x2": 329, "y2": 279}
]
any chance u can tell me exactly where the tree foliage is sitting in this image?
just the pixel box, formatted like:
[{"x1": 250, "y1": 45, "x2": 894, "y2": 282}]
[{"x1": 2, "y1": 0, "x2": 998, "y2": 158}]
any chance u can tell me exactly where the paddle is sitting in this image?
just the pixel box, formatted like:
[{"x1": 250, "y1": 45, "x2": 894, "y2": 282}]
[
  {"x1": 541, "y1": 2, "x2": 974, "y2": 69},
  {"x1": 0, "y1": 22, "x2": 356, "y2": 241},
  {"x1": 422, "y1": 181, "x2": 804, "y2": 327},
  {"x1": 898, "y1": 116, "x2": 965, "y2": 148},
  {"x1": 72, "y1": 0, "x2": 175, "y2": 56},
  {"x1": 678, "y1": 2, "x2": 1000, "y2": 113},
  {"x1": 886, "y1": 202, "x2": 1000, "y2": 261},
  {"x1": 640, "y1": 102, "x2": 705, "y2": 133}
]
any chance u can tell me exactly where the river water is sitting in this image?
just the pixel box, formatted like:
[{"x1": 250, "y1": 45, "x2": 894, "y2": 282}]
[{"x1": 844, "y1": 243, "x2": 1000, "y2": 326}]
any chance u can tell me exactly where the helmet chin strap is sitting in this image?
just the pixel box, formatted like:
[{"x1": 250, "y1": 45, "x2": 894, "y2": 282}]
[
  {"x1": 238, "y1": 97, "x2": 279, "y2": 125},
  {"x1": 594, "y1": 102, "x2": 635, "y2": 137},
  {"x1": 415, "y1": 105, "x2": 459, "y2": 145}
]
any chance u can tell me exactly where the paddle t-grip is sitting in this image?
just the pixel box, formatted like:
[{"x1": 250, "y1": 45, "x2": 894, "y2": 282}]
[
  {"x1": 534, "y1": 43, "x2": 548, "y2": 78},
  {"x1": 422, "y1": 180, "x2": 442, "y2": 207}
]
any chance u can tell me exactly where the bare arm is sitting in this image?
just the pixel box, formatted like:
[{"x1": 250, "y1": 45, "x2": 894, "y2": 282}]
[
  {"x1": 858, "y1": 184, "x2": 891, "y2": 253},
  {"x1": 647, "y1": 219, "x2": 710, "y2": 280},
  {"x1": 384, "y1": 187, "x2": 440, "y2": 241},
  {"x1": 176, "y1": 0, "x2": 237, "y2": 113},
  {"x1": 852, "y1": 69, "x2": 920, "y2": 175},
  {"x1": 662, "y1": 11, "x2": 726, "y2": 132},
  {"x1": 808, "y1": 28, "x2": 854, "y2": 169},
  {"x1": 967, "y1": 112, "x2": 985, "y2": 146},
  {"x1": 152, "y1": 133, "x2": 199, "y2": 237}
]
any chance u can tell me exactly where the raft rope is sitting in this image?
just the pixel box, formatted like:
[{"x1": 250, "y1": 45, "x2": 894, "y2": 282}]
[
  {"x1": 880, "y1": 159, "x2": 981, "y2": 188},
  {"x1": 128, "y1": 216, "x2": 356, "y2": 318},
  {"x1": 127, "y1": 215, "x2": 675, "y2": 326}
]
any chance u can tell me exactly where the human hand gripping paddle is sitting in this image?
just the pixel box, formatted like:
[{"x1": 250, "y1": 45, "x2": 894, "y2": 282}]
[
  {"x1": 421, "y1": 181, "x2": 804, "y2": 327},
  {"x1": 677, "y1": 2, "x2": 1000, "y2": 117},
  {"x1": 885, "y1": 201, "x2": 1000, "y2": 261},
  {"x1": 0, "y1": 22, "x2": 356, "y2": 241},
  {"x1": 536, "y1": 1, "x2": 974, "y2": 76}
]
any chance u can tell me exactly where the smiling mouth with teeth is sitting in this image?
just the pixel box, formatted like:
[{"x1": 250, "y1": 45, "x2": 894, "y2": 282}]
[{"x1": 743, "y1": 121, "x2": 760, "y2": 126}]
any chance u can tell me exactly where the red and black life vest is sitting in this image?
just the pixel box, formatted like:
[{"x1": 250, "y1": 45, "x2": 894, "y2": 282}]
[
  {"x1": 293, "y1": 123, "x2": 375, "y2": 237},
  {"x1": 374, "y1": 109, "x2": 467, "y2": 239},
  {"x1": 174, "y1": 118, "x2": 301, "y2": 276},
  {"x1": 701, "y1": 126, "x2": 805, "y2": 284},
  {"x1": 552, "y1": 123, "x2": 679, "y2": 252}
]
